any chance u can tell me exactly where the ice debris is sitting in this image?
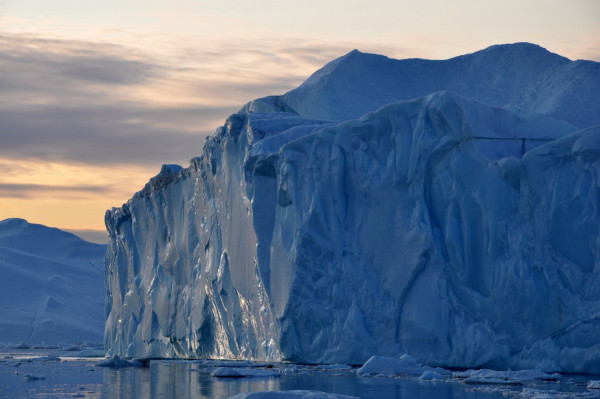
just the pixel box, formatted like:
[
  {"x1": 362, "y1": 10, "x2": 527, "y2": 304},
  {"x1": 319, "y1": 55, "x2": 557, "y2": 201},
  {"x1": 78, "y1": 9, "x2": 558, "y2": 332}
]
[
  {"x1": 419, "y1": 370, "x2": 444, "y2": 381},
  {"x1": 588, "y1": 380, "x2": 600, "y2": 389},
  {"x1": 357, "y1": 355, "x2": 450, "y2": 377},
  {"x1": 96, "y1": 355, "x2": 147, "y2": 368},
  {"x1": 228, "y1": 391, "x2": 359, "y2": 399}
]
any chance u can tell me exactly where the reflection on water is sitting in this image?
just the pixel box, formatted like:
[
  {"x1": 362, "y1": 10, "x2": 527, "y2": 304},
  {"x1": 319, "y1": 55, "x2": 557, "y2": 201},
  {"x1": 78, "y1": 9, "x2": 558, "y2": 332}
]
[
  {"x1": 0, "y1": 350, "x2": 592, "y2": 399},
  {"x1": 100, "y1": 361, "x2": 512, "y2": 399}
]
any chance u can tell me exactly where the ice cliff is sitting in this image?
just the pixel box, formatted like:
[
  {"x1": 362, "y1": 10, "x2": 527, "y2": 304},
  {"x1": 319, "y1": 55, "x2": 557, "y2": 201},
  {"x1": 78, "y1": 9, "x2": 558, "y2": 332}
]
[{"x1": 105, "y1": 43, "x2": 600, "y2": 373}]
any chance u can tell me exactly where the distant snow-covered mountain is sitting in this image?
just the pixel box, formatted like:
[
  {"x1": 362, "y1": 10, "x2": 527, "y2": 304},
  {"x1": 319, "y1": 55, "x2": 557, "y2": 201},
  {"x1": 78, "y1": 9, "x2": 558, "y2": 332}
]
[
  {"x1": 104, "y1": 43, "x2": 600, "y2": 373},
  {"x1": 0, "y1": 218, "x2": 106, "y2": 345}
]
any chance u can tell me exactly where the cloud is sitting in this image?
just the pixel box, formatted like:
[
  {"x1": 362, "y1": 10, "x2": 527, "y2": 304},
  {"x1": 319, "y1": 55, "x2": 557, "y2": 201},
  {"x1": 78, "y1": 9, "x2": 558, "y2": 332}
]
[
  {"x1": 0, "y1": 183, "x2": 109, "y2": 199},
  {"x1": 0, "y1": 31, "x2": 402, "y2": 232},
  {"x1": 0, "y1": 34, "x2": 159, "y2": 104},
  {"x1": 0, "y1": 104, "x2": 234, "y2": 166},
  {"x1": 0, "y1": 33, "x2": 357, "y2": 169}
]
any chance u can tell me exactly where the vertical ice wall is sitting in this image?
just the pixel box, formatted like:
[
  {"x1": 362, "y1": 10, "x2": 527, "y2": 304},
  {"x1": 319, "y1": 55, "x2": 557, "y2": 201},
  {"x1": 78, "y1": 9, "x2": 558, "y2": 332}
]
[{"x1": 105, "y1": 99, "x2": 292, "y2": 360}]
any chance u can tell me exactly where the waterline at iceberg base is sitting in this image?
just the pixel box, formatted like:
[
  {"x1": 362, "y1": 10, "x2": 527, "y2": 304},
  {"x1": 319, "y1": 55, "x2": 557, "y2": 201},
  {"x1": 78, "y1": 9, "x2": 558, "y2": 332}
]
[{"x1": 104, "y1": 43, "x2": 600, "y2": 374}]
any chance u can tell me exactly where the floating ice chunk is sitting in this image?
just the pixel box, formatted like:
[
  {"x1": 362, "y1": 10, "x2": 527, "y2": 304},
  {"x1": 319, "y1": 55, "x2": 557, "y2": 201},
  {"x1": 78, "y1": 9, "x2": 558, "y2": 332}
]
[
  {"x1": 228, "y1": 390, "x2": 359, "y2": 399},
  {"x1": 96, "y1": 355, "x2": 146, "y2": 368},
  {"x1": 357, "y1": 355, "x2": 450, "y2": 377},
  {"x1": 211, "y1": 367, "x2": 280, "y2": 378},
  {"x1": 419, "y1": 370, "x2": 444, "y2": 381},
  {"x1": 588, "y1": 380, "x2": 600, "y2": 389},
  {"x1": 211, "y1": 367, "x2": 244, "y2": 378}
]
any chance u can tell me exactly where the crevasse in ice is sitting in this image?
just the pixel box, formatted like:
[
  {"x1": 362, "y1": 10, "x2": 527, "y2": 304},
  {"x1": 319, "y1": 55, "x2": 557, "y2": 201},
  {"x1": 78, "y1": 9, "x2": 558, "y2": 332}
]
[{"x1": 104, "y1": 43, "x2": 600, "y2": 373}]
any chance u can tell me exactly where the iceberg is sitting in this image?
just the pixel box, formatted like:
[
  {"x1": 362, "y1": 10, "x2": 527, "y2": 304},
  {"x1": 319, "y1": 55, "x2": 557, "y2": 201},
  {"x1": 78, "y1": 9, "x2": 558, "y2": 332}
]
[{"x1": 104, "y1": 43, "x2": 600, "y2": 373}]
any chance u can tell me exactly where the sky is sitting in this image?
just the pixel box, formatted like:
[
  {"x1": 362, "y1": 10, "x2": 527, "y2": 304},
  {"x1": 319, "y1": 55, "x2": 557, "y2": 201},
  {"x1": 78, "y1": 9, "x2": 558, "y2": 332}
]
[{"x1": 1, "y1": 0, "x2": 599, "y2": 243}]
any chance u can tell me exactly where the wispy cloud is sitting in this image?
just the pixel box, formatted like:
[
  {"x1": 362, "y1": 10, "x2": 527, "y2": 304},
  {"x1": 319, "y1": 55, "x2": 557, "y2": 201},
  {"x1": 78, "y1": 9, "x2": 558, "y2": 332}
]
[
  {"x1": 0, "y1": 34, "x2": 159, "y2": 104},
  {"x1": 0, "y1": 33, "x2": 357, "y2": 168},
  {"x1": 0, "y1": 105, "x2": 232, "y2": 166},
  {"x1": 1, "y1": 0, "x2": 598, "y2": 234},
  {"x1": 0, "y1": 183, "x2": 108, "y2": 199},
  {"x1": 0, "y1": 31, "x2": 362, "y2": 230}
]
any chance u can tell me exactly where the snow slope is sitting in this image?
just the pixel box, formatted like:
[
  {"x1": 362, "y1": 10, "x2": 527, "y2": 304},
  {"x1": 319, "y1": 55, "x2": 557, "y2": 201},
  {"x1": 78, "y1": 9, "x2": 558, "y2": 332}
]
[
  {"x1": 0, "y1": 218, "x2": 106, "y2": 345},
  {"x1": 283, "y1": 43, "x2": 600, "y2": 128},
  {"x1": 105, "y1": 43, "x2": 600, "y2": 373}
]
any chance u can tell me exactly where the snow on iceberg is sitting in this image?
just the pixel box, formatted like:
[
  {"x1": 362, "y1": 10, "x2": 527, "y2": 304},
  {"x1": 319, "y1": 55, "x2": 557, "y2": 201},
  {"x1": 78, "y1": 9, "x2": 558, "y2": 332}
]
[{"x1": 104, "y1": 43, "x2": 600, "y2": 373}]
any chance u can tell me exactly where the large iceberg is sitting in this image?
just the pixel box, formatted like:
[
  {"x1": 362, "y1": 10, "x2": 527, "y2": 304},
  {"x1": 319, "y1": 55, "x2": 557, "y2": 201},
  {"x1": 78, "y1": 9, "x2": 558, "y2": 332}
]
[{"x1": 104, "y1": 43, "x2": 600, "y2": 373}]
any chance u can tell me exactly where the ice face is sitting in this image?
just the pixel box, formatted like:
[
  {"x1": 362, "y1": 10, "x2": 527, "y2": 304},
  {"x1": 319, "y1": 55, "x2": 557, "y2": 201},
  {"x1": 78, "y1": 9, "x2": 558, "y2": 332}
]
[{"x1": 104, "y1": 44, "x2": 600, "y2": 373}]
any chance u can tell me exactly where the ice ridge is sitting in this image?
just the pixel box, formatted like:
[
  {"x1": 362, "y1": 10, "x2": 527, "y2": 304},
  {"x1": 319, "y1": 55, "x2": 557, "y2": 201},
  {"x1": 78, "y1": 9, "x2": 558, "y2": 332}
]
[{"x1": 282, "y1": 43, "x2": 600, "y2": 128}]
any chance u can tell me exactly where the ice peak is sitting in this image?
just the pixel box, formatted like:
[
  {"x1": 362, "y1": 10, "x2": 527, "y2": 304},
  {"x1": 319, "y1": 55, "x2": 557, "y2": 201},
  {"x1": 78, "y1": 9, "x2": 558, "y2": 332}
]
[
  {"x1": 0, "y1": 217, "x2": 101, "y2": 247},
  {"x1": 160, "y1": 164, "x2": 183, "y2": 175},
  {"x1": 281, "y1": 43, "x2": 599, "y2": 127},
  {"x1": 457, "y1": 42, "x2": 571, "y2": 69},
  {"x1": 0, "y1": 217, "x2": 29, "y2": 226},
  {"x1": 344, "y1": 49, "x2": 363, "y2": 57},
  {"x1": 134, "y1": 163, "x2": 183, "y2": 198},
  {"x1": 477, "y1": 42, "x2": 566, "y2": 59}
]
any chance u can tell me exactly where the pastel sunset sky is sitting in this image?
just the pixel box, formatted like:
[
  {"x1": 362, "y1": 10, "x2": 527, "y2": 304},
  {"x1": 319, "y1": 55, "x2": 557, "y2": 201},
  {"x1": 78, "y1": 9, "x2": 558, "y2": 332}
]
[{"x1": 1, "y1": 0, "x2": 599, "y2": 243}]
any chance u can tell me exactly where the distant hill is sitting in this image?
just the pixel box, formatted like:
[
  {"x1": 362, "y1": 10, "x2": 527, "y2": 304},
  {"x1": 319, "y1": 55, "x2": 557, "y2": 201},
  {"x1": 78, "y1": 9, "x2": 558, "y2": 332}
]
[{"x1": 0, "y1": 218, "x2": 106, "y2": 346}]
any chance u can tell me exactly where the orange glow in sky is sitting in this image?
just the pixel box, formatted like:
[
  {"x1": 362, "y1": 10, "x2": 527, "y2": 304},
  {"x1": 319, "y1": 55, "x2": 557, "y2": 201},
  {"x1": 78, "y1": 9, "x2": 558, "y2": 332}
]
[{"x1": 0, "y1": 0, "x2": 598, "y2": 242}]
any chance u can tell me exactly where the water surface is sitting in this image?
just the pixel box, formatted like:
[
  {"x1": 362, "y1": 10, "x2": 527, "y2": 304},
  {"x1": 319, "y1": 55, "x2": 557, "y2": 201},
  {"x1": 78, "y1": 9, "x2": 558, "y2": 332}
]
[{"x1": 0, "y1": 349, "x2": 596, "y2": 399}]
